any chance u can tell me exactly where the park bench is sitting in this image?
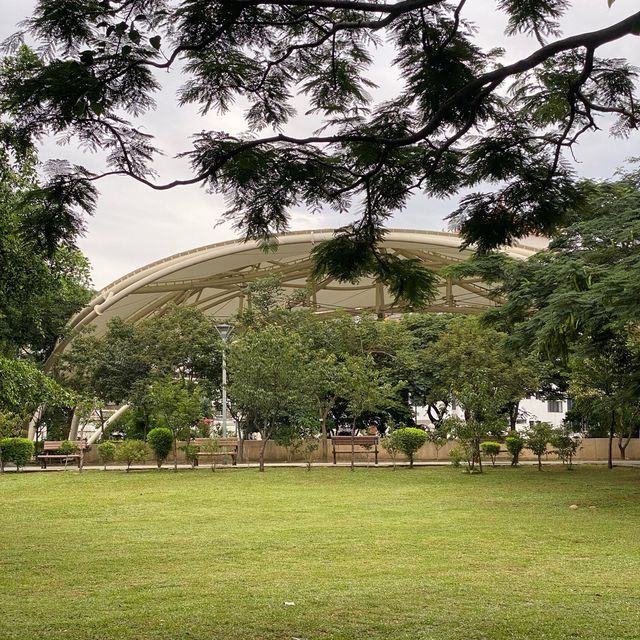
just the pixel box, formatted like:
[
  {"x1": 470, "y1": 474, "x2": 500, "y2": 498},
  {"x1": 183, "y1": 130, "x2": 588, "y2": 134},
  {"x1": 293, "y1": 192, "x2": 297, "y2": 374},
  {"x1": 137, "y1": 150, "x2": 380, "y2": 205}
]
[
  {"x1": 193, "y1": 438, "x2": 239, "y2": 466},
  {"x1": 331, "y1": 435, "x2": 379, "y2": 465},
  {"x1": 36, "y1": 441, "x2": 89, "y2": 469}
]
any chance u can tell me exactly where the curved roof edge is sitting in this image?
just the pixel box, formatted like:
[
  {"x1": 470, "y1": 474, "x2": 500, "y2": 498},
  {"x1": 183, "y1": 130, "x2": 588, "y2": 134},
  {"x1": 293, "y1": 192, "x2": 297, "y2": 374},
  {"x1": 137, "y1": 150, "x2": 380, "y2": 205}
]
[{"x1": 47, "y1": 229, "x2": 539, "y2": 370}]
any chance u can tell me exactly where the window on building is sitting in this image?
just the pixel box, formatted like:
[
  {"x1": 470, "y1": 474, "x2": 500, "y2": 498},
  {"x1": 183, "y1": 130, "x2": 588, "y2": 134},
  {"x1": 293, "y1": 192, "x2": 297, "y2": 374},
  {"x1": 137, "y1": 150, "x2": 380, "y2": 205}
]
[
  {"x1": 566, "y1": 398, "x2": 574, "y2": 411},
  {"x1": 547, "y1": 399, "x2": 563, "y2": 413}
]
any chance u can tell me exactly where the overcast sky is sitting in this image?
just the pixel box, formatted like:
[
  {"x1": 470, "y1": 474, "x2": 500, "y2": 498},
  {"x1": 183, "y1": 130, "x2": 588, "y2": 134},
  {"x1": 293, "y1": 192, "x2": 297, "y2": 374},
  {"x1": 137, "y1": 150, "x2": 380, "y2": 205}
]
[{"x1": 1, "y1": 0, "x2": 638, "y2": 289}]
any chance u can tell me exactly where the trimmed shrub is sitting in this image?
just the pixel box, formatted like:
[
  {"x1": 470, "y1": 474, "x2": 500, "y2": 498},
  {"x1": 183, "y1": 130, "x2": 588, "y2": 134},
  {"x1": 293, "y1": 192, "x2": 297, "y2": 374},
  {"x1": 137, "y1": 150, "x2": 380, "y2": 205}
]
[
  {"x1": 116, "y1": 440, "x2": 148, "y2": 471},
  {"x1": 480, "y1": 441, "x2": 501, "y2": 467},
  {"x1": 147, "y1": 427, "x2": 173, "y2": 468},
  {"x1": 97, "y1": 441, "x2": 117, "y2": 470},
  {"x1": 505, "y1": 434, "x2": 524, "y2": 467},
  {"x1": 0, "y1": 438, "x2": 35, "y2": 471},
  {"x1": 389, "y1": 427, "x2": 427, "y2": 468}
]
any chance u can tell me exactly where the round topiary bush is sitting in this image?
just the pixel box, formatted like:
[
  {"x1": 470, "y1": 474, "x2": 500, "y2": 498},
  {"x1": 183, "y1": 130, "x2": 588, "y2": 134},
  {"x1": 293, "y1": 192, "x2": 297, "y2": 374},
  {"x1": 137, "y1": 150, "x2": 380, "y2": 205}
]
[
  {"x1": 389, "y1": 427, "x2": 427, "y2": 468},
  {"x1": 147, "y1": 427, "x2": 173, "y2": 468},
  {"x1": 480, "y1": 441, "x2": 501, "y2": 466}
]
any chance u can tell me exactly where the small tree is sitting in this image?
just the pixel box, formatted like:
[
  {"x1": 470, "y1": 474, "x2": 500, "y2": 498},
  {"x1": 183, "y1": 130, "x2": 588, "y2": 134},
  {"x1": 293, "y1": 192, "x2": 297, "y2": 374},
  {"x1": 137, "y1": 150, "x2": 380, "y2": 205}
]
[
  {"x1": 97, "y1": 441, "x2": 117, "y2": 471},
  {"x1": 201, "y1": 439, "x2": 220, "y2": 471},
  {"x1": 295, "y1": 415, "x2": 321, "y2": 471},
  {"x1": 390, "y1": 428, "x2": 427, "y2": 468},
  {"x1": 505, "y1": 434, "x2": 525, "y2": 467},
  {"x1": 116, "y1": 440, "x2": 147, "y2": 471},
  {"x1": 480, "y1": 441, "x2": 501, "y2": 467},
  {"x1": 182, "y1": 443, "x2": 199, "y2": 469},
  {"x1": 147, "y1": 427, "x2": 173, "y2": 469},
  {"x1": 381, "y1": 436, "x2": 400, "y2": 470},
  {"x1": 445, "y1": 416, "x2": 495, "y2": 473},
  {"x1": 551, "y1": 428, "x2": 582, "y2": 469},
  {"x1": 526, "y1": 422, "x2": 553, "y2": 471},
  {"x1": 149, "y1": 379, "x2": 202, "y2": 472},
  {"x1": 427, "y1": 425, "x2": 448, "y2": 461},
  {"x1": 300, "y1": 438, "x2": 319, "y2": 471},
  {"x1": 58, "y1": 440, "x2": 79, "y2": 471}
]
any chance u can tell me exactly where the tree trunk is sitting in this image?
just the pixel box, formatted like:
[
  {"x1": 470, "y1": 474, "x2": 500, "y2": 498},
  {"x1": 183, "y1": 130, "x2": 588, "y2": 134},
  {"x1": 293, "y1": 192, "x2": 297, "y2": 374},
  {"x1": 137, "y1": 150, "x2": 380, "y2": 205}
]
[
  {"x1": 608, "y1": 409, "x2": 615, "y2": 470},
  {"x1": 320, "y1": 407, "x2": 329, "y2": 463},
  {"x1": 537, "y1": 454, "x2": 542, "y2": 471},
  {"x1": 618, "y1": 434, "x2": 630, "y2": 460},
  {"x1": 509, "y1": 401, "x2": 519, "y2": 432},
  {"x1": 259, "y1": 438, "x2": 268, "y2": 472},
  {"x1": 238, "y1": 427, "x2": 245, "y2": 464},
  {"x1": 409, "y1": 453, "x2": 414, "y2": 468},
  {"x1": 143, "y1": 410, "x2": 150, "y2": 441},
  {"x1": 173, "y1": 430, "x2": 178, "y2": 472},
  {"x1": 618, "y1": 415, "x2": 631, "y2": 460},
  {"x1": 351, "y1": 419, "x2": 356, "y2": 471}
]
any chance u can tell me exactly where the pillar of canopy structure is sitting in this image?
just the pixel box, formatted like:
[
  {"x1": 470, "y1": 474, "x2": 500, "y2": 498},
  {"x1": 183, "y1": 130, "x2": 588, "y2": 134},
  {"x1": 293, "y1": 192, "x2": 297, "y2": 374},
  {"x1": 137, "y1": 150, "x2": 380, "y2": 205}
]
[
  {"x1": 86, "y1": 405, "x2": 131, "y2": 445},
  {"x1": 68, "y1": 412, "x2": 81, "y2": 440},
  {"x1": 27, "y1": 405, "x2": 44, "y2": 440}
]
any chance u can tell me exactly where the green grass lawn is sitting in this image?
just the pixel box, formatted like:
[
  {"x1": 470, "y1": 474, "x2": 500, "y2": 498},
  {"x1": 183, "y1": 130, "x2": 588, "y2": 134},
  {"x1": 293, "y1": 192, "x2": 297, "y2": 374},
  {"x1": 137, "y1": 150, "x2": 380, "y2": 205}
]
[{"x1": 1, "y1": 465, "x2": 639, "y2": 640}]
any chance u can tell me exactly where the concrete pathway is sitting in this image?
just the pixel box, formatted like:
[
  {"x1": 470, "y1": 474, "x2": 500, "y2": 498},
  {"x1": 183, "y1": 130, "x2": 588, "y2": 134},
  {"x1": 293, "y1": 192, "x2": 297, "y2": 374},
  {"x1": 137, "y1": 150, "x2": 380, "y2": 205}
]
[{"x1": 3, "y1": 460, "x2": 640, "y2": 473}]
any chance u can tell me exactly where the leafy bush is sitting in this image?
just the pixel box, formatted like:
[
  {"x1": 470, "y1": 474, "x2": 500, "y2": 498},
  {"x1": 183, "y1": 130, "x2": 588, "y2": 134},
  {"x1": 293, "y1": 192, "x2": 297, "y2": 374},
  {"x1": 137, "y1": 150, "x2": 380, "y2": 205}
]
[
  {"x1": 58, "y1": 440, "x2": 79, "y2": 455},
  {"x1": 390, "y1": 427, "x2": 427, "y2": 468},
  {"x1": 57, "y1": 440, "x2": 80, "y2": 470},
  {"x1": 480, "y1": 441, "x2": 501, "y2": 466},
  {"x1": 505, "y1": 434, "x2": 524, "y2": 466},
  {"x1": 448, "y1": 445, "x2": 465, "y2": 468},
  {"x1": 182, "y1": 443, "x2": 199, "y2": 469},
  {"x1": 116, "y1": 440, "x2": 148, "y2": 471},
  {"x1": 97, "y1": 441, "x2": 117, "y2": 470},
  {"x1": 147, "y1": 427, "x2": 173, "y2": 468},
  {"x1": 0, "y1": 438, "x2": 35, "y2": 471}
]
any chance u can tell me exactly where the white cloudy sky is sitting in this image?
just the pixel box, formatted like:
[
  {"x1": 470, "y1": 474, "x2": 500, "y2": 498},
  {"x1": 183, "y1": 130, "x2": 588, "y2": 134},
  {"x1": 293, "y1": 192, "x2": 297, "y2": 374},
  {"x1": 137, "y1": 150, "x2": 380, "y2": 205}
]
[{"x1": 1, "y1": 0, "x2": 638, "y2": 288}]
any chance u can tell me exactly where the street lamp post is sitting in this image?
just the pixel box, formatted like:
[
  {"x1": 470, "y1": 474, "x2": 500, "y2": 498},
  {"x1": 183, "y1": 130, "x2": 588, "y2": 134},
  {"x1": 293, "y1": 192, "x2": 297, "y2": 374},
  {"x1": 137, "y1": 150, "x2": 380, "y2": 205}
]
[{"x1": 215, "y1": 323, "x2": 233, "y2": 437}]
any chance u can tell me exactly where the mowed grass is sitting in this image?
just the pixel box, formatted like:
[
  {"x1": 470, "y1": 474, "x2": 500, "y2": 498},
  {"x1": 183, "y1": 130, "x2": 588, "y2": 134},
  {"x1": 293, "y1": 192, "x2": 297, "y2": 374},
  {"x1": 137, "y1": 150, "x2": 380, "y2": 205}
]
[{"x1": 1, "y1": 466, "x2": 640, "y2": 640}]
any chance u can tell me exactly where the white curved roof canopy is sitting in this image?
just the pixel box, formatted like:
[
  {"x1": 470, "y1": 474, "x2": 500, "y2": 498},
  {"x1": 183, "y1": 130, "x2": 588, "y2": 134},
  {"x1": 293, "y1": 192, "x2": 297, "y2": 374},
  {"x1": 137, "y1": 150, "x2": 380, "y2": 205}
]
[{"x1": 50, "y1": 229, "x2": 536, "y2": 365}]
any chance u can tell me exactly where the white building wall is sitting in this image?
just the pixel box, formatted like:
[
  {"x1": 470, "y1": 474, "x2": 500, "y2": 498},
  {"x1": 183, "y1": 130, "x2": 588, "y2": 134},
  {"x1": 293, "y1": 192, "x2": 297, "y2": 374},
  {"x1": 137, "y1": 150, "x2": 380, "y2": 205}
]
[{"x1": 415, "y1": 396, "x2": 568, "y2": 430}]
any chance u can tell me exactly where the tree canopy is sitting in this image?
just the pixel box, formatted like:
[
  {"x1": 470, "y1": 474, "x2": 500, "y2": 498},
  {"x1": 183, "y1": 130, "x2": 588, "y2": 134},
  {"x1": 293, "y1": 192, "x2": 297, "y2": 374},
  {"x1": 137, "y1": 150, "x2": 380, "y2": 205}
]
[
  {"x1": 2, "y1": 2, "x2": 639, "y2": 301},
  {"x1": 450, "y1": 171, "x2": 640, "y2": 463}
]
